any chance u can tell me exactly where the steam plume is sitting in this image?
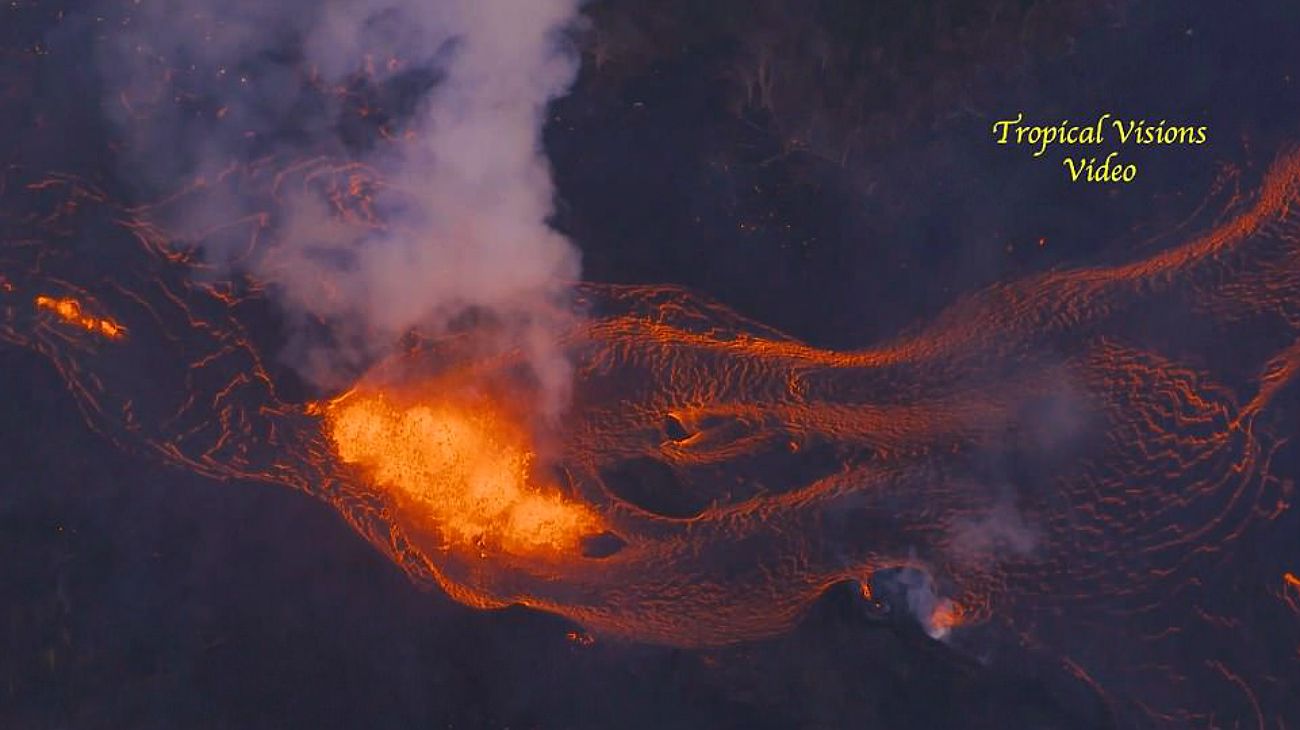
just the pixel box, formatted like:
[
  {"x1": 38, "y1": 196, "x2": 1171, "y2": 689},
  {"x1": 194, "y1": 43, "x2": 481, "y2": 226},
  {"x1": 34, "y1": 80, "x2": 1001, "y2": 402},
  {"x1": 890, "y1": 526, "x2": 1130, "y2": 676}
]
[{"x1": 89, "y1": 0, "x2": 587, "y2": 410}]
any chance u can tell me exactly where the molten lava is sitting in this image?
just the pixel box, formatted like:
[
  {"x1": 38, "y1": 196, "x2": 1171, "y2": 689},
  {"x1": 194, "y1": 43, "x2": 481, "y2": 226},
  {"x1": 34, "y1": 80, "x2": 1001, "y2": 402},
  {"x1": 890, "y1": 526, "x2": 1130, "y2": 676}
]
[
  {"x1": 323, "y1": 390, "x2": 600, "y2": 556},
  {"x1": 33, "y1": 295, "x2": 125, "y2": 340},
  {"x1": 928, "y1": 599, "x2": 964, "y2": 638}
]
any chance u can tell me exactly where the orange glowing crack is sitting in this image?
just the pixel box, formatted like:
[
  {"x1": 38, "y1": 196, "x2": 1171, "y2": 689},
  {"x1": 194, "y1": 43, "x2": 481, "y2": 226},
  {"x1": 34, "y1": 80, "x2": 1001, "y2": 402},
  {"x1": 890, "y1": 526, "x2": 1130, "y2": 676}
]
[
  {"x1": 34, "y1": 295, "x2": 126, "y2": 340},
  {"x1": 1283, "y1": 573, "x2": 1300, "y2": 621},
  {"x1": 324, "y1": 391, "x2": 599, "y2": 556}
]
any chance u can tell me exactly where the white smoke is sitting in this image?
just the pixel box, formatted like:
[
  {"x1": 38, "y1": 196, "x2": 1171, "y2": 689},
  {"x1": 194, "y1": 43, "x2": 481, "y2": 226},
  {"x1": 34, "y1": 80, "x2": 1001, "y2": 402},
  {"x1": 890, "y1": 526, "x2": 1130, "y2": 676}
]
[{"x1": 88, "y1": 0, "x2": 587, "y2": 411}]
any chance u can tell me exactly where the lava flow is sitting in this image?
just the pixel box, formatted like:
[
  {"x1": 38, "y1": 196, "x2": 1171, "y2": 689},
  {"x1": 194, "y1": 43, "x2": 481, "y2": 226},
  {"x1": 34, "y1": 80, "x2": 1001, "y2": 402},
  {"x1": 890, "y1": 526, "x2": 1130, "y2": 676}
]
[
  {"x1": 2, "y1": 151, "x2": 1300, "y2": 727},
  {"x1": 33, "y1": 295, "x2": 127, "y2": 340}
]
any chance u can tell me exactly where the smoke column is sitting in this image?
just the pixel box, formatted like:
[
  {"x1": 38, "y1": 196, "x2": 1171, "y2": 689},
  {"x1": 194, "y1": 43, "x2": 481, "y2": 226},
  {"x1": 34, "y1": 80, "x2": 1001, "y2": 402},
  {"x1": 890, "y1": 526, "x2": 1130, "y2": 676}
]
[{"x1": 91, "y1": 0, "x2": 586, "y2": 410}]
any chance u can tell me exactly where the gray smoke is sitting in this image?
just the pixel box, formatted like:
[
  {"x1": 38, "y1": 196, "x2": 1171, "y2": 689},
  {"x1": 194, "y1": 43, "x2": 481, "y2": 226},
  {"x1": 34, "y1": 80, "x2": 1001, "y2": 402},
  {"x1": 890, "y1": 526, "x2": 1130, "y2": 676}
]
[
  {"x1": 88, "y1": 0, "x2": 587, "y2": 412},
  {"x1": 870, "y1": 565, "x2": 958, "y2": 640},
  {"x1": 949, "y1": 499, "x2": 1042, "y2": 564}
]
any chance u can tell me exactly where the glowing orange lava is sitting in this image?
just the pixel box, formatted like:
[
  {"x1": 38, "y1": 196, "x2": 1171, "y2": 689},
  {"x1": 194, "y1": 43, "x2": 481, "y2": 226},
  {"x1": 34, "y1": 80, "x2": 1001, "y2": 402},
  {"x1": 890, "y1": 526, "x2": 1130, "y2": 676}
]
[
  {"x1": 33, "y1": 295, "x2": 125, "y2": 340},
  {"x1": 323, "y1": 390, "x2": 600, "y2": 556},
  {"x1": 929, "y1": 599, "x2": 965, "y2": 637}
]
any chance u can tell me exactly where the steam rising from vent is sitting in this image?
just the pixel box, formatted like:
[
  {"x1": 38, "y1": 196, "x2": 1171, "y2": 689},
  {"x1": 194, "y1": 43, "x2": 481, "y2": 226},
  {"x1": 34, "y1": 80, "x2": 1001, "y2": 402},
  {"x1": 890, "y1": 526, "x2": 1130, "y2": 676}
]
[
  {"x1": 93, "y1": 0, "x2": 587, "y2": 410},
  {"x1": 869, "y1": 567, "x2": 962, "y2": 640}
]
